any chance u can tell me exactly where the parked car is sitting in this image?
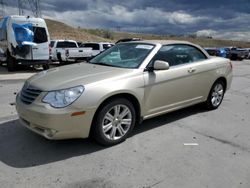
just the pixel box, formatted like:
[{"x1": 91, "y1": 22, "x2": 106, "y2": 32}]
[
  {"x1": 204, "y1": 47, "x2": 228, "y2": 58},
  {"x1": 50, "y1": 39, "x2": 79, "y2": 62},
  {"x1": 79, "y1": 42, "x2": 114, "y2": 57},
  {"x1": 204, "y1": 48, "x2": 220, "y2": 56},
  {"x1": 62, "y1": 42, "x2": 114, "y2": 63},
  {"x1": 220, "y1": 47, "x2": 231, "y2": 58},
  {"x1": 51, "y1": 41, "x2": 114, "y2": 64},
  {"x1": 246, "y1": 48, "x2": 250, "y2": 59},
  {"x1": 0, "y1": 15, "x2": 50, "y2": 71},
  {"x1": 16, "y1": 40, "x2": 232, "y2": 146},
  {"x1": 229, "y1": 47, "x2": 249, "y2": 60}
]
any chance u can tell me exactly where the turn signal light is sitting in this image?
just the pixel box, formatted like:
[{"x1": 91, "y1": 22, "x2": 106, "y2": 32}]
[{"x1": 71, "y1": 111, "x2": 86, "y2": 116}]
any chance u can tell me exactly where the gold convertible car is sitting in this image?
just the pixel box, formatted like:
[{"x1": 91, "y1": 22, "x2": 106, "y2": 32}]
[{"x1": 16, "y1": 40, "x2": 233, "y2": 145}]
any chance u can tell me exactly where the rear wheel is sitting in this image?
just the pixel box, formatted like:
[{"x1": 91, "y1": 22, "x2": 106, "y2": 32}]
[
  {"x1": 57, "y1": 52, "x2": 64, "y2": 65},
  {"x1": 42, "y1": 64, "x2": 50, "y2": 70},
  {"x1": 6, "y1": 53, "x2": 16, "y2": 72},
  {"x1": 206, "y1": 80, "x2": 225, "y2": 110},
  {"x1": 92, "y1": 98, "x2": 136, "y2": 146}
]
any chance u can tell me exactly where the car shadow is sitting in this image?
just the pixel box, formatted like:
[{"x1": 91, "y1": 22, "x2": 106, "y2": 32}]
[
  {"x1": 132, "y1": 104, "x2": 207, "y2": 136},
  {"x1": 0, "y1": 64, "x2": 40, "y2": 74},
  {"x1": 0, "y1": 63, "x2": 59, "y2": 74},
  {"x1": 0, "y1": 104, "x2": 207, "y2": 168}
]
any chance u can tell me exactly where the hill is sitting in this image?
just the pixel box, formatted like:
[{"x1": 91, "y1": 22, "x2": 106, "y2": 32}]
[
  {"x1": 45, "y1": 19, "x2": 250, "y2": 48},
  {"x1": 45, "y1": 19, "x2": 107, "y2": 42},
  {"x1": 82, "y1": 28, "x2": 250, "y2": 48}
]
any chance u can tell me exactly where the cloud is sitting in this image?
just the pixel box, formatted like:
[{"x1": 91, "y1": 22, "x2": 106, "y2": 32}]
[
  {"x1": 196, "y1": 29, "x2": 217, "y2": 37},
  {"x1": 43, "y1": 5, "x2": 206, "y2": 33},
  {"x1": 2, "y1": 0, "x2": 250, "y2": 41},
  {"x1": 216, "y1": 31, "x2": 250, "y2": 41}
]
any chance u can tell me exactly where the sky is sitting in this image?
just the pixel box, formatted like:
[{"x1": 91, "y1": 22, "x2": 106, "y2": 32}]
[{"x1": 2, "y1": 0, "x2": 250, "y2": 41}]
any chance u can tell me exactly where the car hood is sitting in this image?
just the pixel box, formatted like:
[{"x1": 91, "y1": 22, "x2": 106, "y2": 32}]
[{"x1": 26, "y1": 63, "x2": 136, "y2": 91}]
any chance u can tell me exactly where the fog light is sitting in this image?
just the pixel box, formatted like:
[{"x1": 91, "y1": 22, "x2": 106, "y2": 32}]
[{"x1": 45, "y1": 129, "x2": 57, "y2": 137}]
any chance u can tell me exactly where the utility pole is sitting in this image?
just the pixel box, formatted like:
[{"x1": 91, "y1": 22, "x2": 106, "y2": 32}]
[
  {"x1": 0, "y1": 0, "x2": 6, "y2": 16},
  {"x1": 18, "y1": 0, "x2": 25, "y2": 15},
  {"x1": 18, "y1": 0, "x2": 41, "y2": 17},
  {"x1": 36, "y1": 0, "x2": 41, "y2": 17},
  {"x1": 30, "y1": 0, "x2": 41, "y2": 17},
  {"x1": 32, "y1": 0, "x2": 41, "y2": 17}
]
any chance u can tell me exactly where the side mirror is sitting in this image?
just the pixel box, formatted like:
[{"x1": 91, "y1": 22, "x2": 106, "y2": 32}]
[{"x1": 154, "y1": 60, "x2": 170, "y2": 70}]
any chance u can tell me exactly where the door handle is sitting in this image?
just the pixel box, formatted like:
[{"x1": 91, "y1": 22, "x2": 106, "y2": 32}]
[{"x1": 188, "y1": 68, "x2": 196, "y2": 73}]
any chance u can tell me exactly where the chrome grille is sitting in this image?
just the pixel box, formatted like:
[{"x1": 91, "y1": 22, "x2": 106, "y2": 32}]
[{"x1": 20, "y1": 83, "x2": 42, "y2": 104}]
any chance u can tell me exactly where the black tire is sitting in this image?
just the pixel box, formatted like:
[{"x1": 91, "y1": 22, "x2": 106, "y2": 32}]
[
  {"x1": 230, "y1": 54, "x2": 237, "y2": 60},
  {"x1": 6, "y1": 53, "x2": 16, "y2": 72},
  {"x1": 92, "y1": 98, "x2": 136, "y2": 146},
  {"x1": 56, "y1": 52, "x2": 64, "y2": 65},
  {"x1": 59, "y1": 61, "x2": 65, "y2": 66},
  {"x1": 42, "y1": 64, "x2": 50, "y2": 70},
  {"x1": 206, "y1": 80, "x2": 225, "y2": 110}
]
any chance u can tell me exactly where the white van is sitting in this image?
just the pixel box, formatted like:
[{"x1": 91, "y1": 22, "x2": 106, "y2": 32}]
[{"x1": 0, "y1": 15, "x2": 50, "y2": 71}]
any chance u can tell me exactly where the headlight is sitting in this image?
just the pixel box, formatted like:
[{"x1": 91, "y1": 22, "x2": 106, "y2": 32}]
[{"x1": 42, "y1": 86, "x2": 84, "y2": 108}]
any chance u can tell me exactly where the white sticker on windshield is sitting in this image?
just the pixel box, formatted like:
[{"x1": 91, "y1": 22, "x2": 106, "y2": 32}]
[{"x1": 135, "y1": 45, "x2": 153, "y2": 50}]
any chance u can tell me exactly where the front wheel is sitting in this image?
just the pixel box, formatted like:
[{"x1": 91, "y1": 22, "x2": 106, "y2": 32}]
[
  {"x1": 7, "y1": 54, "x2": 16, "y2": 72},
  {"x1": 92, "y1": 98, "x2": 136, "y2": 146},
  {"x1": 206, "y1": 80, "x2": 225, "y2": 110}
]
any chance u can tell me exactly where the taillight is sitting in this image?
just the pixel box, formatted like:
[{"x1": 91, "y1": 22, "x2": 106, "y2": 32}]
[
  {"x1": 66, "y1": 49, "x2": 69, "y2": 57},
  {"x1": 49, "y1": 45, "x2": 51, "y2": 54}
]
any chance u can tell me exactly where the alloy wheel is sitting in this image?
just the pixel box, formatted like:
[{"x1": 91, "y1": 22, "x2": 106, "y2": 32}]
[
  {"x1": 102, "y1": 104, "x2": 132, "y2": 140},
  {"x1": 211, "y1": 83, "x2": 224, "y2": 107}
]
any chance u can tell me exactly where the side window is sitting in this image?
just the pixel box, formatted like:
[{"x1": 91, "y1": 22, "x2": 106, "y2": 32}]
[
  {"x1": 0, "y1": 17, "x2": 7, "y2": 41},
  {"x1": 33, "y1": 27, "x2": 48, "y2": 43},
  {"x1": 56, "y1": 42, "x2": 77, "y2": 48},
  {"x1": 103, "y1": 44, "x2": 114, "y2": 50},
  {"x1": 92, "y1": 44, "x2": 100, "y2": 50},
  {"x1": 153, "y1": 44, "x2": 207, "y2": 67},
  {"x1": 81, "y1": 43, "x2": 100, "y2": 50}
]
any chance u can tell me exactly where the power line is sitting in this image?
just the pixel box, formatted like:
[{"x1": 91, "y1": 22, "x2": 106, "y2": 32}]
[
  {"x1": 18, "y1": 0, "x2": 41, "y2": 17},
  {"x1": 0, "y1": 0, "x2": 6, "y2": 16}
]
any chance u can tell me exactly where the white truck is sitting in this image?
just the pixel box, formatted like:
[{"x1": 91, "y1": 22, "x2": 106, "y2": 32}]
[
  {"x1": 51, "y1": 40, "x2": 114, "y2": 64},
  {"x1": 0, "y1": 15, "x2": 50, "y2": 71},
  {"x1": 79, "y1": 42, "x2": 114, "y2": 57},
  {"x1": 63, "y1": 42, "x2": 114, "y2": 63},
  {"x1": 50, "y1": 40, "x2": 79, "y2": 61},
  {"x1": 50, "y1": 40, "x2": 94, "y2": 64}
]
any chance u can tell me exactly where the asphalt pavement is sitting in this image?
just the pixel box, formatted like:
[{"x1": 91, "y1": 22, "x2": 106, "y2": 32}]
[{"x1": 0, "y1": 60, "x2": 250, "y2": 188}]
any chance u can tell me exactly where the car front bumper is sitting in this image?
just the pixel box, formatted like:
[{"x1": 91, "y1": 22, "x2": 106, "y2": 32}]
[{"x1": 16, "y1": 93, "x2": 96, "y2": 140}]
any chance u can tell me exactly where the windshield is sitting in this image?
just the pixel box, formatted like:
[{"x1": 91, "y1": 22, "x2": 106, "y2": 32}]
[
  {"x1": 33, "y1": 27, "x2": 48, "y2": 43},
  {"x1": 89, "y1": 43, "x2": 155, "y2": 68}
]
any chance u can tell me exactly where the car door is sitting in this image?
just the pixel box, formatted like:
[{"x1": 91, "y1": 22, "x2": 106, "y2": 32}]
[
  {"x1": 32, "y1": 26, "x2": 49, "y2": 60},
  {"x1": 143, "y1": 44, "x2": 208, "y2": 117}
]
